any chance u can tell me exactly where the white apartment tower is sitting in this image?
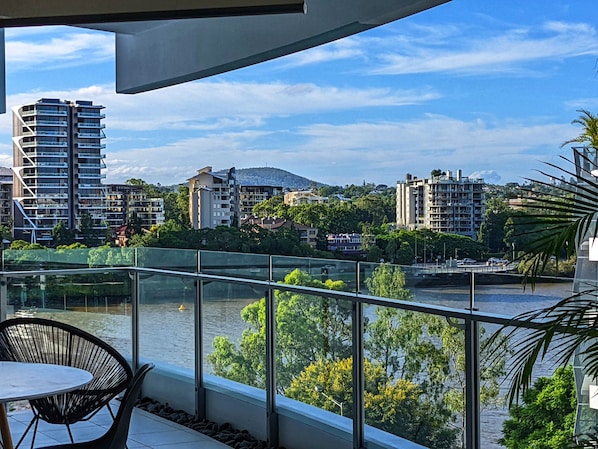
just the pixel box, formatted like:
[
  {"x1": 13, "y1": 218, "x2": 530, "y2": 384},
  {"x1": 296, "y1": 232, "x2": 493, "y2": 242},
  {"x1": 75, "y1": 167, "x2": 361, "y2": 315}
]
[
  {"x1": 12, "y1": 98, "x2": 107, "y2": 243},
  {"x1": 188, "y1": 166, "x2": 240, "y2": 229},
  {"x1": 396, "y1": 169, "x2": 485, "y2": 240}
]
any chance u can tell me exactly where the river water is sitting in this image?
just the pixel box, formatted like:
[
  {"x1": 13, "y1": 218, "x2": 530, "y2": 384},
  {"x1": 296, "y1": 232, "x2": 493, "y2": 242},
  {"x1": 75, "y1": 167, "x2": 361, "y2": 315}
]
[{"x1": 27, "y1": 280, "x2": 574, "y2": 449}]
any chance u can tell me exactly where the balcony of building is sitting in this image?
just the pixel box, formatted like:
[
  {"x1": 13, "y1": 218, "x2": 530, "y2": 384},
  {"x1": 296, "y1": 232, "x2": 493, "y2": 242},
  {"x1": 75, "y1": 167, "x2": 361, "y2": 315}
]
[
  {"x1": 78, "y1": 153, "x2": 106, "y2": 159},
  {"x1": 0, "y1": 248, "x2": 583, "y2": 449}
]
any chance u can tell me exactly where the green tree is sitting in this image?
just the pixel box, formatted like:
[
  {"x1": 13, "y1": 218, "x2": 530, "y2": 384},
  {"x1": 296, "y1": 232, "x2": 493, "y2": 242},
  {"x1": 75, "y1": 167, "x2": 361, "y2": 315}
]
[
  {"x1": 561, "y1": 109, "x2": 598, "y2": 151},
  {"x1": 500, "y1": 366, "x2": 578, "y2": 449},
  {"x1": 51, "y1": 221, "x2": 76, "y2": 247},
  {"x1": 478, "y1": 197, "x2": 511, "y2": 254},
  {"x1": 78, "y1": 213, "x2": 100, "y2": 247}
]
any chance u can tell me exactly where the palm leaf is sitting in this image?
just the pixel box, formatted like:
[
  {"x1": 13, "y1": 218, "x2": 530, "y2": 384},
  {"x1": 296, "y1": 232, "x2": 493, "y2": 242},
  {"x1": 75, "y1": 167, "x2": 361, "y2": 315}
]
[
  {"x1": 512, "y1": 154, "x2": 598, "y2": 283},
  {"x1": 490, "y1": 289, "x2": 598, "y2": 406}
]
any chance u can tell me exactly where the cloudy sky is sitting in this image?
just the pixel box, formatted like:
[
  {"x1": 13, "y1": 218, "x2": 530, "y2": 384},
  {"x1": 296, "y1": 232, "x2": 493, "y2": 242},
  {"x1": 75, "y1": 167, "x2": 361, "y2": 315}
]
[{"x1": 1, "y1": 0, "x2": 597, "y2": 187}]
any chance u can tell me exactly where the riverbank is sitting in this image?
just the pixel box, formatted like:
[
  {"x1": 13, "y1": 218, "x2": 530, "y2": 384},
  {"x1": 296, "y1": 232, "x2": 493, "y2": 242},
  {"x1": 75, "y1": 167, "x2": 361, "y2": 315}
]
[{"x1": 407, "y1": 270, "x2": 572, "y2": 288}]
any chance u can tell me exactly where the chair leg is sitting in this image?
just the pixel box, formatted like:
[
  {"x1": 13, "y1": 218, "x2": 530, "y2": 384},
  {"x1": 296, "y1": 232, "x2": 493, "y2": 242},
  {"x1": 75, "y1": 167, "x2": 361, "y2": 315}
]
[
  {"x1": 13, "y1": 414, "x2": 38, "y2": 449},
  {"x1": 106, "y1": 403, "x2": 128, "y2": 449},
  {"x1": 65, "y1": 422, "x2": 74, "y2": 444}
]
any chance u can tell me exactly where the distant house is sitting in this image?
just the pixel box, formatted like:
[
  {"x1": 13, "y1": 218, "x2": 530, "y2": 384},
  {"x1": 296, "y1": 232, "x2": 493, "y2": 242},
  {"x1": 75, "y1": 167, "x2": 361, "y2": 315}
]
[
  {"x1": 283, "y1": 190, "x2": 328, "y2": 206},
  {"x1": 241, "y1": 216, "x2": 318, "y2": 248},
  {"x1": 327, "y1": 233, "x2": 363, "y2": 255}
]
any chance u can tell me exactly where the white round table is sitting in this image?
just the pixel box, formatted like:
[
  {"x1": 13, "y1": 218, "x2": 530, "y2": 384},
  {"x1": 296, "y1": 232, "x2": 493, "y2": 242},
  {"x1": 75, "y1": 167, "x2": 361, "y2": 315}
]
[{"x1": 0, "y1": 361, "x2": 93, "y2": 449}]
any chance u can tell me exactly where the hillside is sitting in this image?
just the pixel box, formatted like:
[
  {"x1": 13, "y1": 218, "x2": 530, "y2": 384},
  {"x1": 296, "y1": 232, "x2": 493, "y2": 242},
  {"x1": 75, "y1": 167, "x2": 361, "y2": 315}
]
[{"x1": 231, "y1": 167, "x2": 326, "y2": 189}]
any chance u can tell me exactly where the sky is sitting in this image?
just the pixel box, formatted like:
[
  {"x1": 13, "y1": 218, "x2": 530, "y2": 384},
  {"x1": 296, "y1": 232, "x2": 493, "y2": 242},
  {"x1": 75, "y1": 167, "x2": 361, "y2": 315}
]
[{"x1": 1, "y1": 0, "x2": 597, "y2": 188}]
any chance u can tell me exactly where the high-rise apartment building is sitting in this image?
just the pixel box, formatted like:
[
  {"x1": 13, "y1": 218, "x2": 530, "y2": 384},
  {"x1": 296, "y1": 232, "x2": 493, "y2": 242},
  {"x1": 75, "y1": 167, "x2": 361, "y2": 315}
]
[
  {"x1": 396, "y1": 169, "x2": 485, "y2": 240},
  {"x1": 12, "y1": 98, "x2": 107, "y2": 243},
  {"x1": 106, "y1": 184, "x2": 165, "y2": 230},
  {"x1": 188, "y1": 166, "x2": 240, "y2": 229}
]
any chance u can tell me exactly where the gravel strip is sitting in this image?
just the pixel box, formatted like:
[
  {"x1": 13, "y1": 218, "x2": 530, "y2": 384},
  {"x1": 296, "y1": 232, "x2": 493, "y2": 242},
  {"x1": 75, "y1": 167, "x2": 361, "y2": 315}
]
[{"x1": 137, "y1": 397, "x2": 286, "y2": 449}]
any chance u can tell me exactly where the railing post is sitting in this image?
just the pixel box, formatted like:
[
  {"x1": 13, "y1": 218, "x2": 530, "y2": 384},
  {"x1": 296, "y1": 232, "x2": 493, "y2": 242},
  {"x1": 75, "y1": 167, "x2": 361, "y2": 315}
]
[
  {"x1": 131, "y1": 268, "x2": 140, "y2": 370},
  {"x1": 265, "y1": 286, "x2": 278, "y2": 447},
  {"x1": 0, "y1": 275, "x2": 6, "y2": 321},
  {"x1": 195, "y1": 277, "x2": 206, "y2": 420},
  {"x1": 465, "y1": 270, "x2": 480, "y2": 448},
  {"x1": 352, "y1": 299, "x2": 365, "y2": 449}
]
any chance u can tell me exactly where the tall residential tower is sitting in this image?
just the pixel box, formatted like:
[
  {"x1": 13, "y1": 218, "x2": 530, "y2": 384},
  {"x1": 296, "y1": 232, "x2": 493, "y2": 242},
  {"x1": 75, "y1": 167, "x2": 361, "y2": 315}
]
[{"x1": 12, "y1": 98, "x2": 107, "y2": 243}]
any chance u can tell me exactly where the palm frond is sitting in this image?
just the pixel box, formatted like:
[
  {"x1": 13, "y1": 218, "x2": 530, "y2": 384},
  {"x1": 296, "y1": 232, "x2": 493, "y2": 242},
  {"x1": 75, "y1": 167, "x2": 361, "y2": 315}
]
[
  {"x1": 510, "y1": 155, "x2": 598, "y2": 282},
  {"x1": 490, "y1": 289, "x2": 598, "y2": 405}
]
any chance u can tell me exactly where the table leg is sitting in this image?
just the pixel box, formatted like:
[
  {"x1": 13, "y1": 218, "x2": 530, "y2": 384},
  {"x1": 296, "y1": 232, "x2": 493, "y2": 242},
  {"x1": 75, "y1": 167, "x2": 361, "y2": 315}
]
[{"x1": 0, "y1": 404, "x2": 14, "y2": 449}]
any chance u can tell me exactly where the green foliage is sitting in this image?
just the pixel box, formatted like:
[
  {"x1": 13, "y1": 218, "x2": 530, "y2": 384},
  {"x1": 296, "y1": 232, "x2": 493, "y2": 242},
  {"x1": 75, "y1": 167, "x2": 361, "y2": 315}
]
[
  {"x1": 365, "y1": 264, "x2": 506, "y2": 444},
  {"x1": 9, "y1": 240, "x2": 46, "y2": 250},
  {"x1": 561, "y1": 109, "x2": 598, "y2": 151},
  {"x1": 500, "y1": 366, "x2": 578, "y2": 449},
  {"x1": 78, "y1": 212, "x2": 101, "y2": 247},
  {"x1": 51, "y1": 221, "x2": 76, "y2": 247},
  {"x1": 208, "y1": 269, "x2": 350, "y2": 391},
  {"x1": 286, "y1": 358, "x2": 459, "y2": 448}
]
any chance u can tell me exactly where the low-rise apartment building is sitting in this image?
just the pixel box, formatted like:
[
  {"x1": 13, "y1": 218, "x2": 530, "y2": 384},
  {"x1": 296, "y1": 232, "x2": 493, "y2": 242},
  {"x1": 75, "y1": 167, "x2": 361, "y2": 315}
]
[
  {"x1": 396, "y1": 169, "x2": 485, "y2": 240},
  {"x1": 240, "y1": 185, "x2": 283, "y2": 217},
  {"x1": 106, "y1": 184, "x2": 165, "y2": 230}
]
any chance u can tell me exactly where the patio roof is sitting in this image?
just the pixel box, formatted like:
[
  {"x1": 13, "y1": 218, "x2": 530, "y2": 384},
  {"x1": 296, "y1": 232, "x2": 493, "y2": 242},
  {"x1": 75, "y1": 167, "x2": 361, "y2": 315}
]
[{"x1": 0, "y1": 0, "x2": 449, "y2": 112}]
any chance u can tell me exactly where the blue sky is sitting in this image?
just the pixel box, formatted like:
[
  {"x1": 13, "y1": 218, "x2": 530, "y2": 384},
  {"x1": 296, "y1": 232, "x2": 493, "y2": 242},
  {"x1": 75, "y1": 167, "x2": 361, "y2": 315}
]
[{"x1": 1, "y1": 0, "x2": 597, "y2": 187}]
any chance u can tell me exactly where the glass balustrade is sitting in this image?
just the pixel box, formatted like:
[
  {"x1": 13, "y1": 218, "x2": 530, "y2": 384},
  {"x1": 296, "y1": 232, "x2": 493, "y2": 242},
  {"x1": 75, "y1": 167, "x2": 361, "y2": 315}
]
[{"x1": 0, "y1": 248, "x2": 575, "y2": 449}]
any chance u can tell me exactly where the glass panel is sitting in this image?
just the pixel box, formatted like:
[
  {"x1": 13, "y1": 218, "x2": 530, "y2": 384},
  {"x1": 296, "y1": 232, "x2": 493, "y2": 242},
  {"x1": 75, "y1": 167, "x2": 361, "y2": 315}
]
[
  {"x1": 364, "y1": 304, "x2": 465, "y2": 448},
  {"x1": 136, "y1": 247, "x2": 197, "y2": 272},
  {"x1": 6, "y1": 271, "x2": 133, "y2": 359},
  {"x1": 200, "y1": 250, "x2": 270, "y2": 280},
  {"x1": 138, "y1": 273, "x2": 196, "y2": 370},
  {"x1": 203, "y1": 279, "x2": 265, "y2": 397},
  {"x1": 276, "y1": 268, "x2": 353, "y2": 428},
  {"x1": 271, "y1": 255, "x2": 356, "y2": 289},
  {"x1": 2, "y1": 247, "x2": 135, "y2": 270}
]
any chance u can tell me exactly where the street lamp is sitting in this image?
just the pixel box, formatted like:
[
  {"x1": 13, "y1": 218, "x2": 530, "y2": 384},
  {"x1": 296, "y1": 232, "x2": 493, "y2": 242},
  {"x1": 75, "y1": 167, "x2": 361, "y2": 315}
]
[{"x1": 315, "y1": 386, "x2": 344, "y2": 417}]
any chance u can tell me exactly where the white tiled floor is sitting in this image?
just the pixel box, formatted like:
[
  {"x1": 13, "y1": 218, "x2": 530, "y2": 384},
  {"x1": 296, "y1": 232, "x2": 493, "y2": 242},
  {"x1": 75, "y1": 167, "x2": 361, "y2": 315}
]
[{"x1": 5, "y1": 403, "x2": 231, "y2": 449}]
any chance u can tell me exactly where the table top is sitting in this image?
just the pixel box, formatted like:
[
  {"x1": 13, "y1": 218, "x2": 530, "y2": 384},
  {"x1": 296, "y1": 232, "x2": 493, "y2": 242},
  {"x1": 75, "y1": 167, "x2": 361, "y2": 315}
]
[{"x1": 0, "y1": 361, "x2": 94, "y2": 402}]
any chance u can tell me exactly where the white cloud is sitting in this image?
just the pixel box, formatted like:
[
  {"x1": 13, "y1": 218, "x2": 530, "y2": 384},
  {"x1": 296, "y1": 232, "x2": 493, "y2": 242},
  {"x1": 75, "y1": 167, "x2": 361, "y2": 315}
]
[
  {"x1": 100, "y1": 114, "x2": 573, "y2": 187},
  {"x1": 370, "y1": 21, "x2": 598, "y2": 76},
  {"x1": 5, "y1": 30, "x2": 114, "y2": 71}
]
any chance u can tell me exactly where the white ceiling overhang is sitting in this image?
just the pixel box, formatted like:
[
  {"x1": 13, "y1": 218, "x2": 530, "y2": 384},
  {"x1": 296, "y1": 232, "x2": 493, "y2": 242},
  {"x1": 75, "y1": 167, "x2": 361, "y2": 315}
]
[
  {"x1": 0, "y1": 0, "x2": 449, "y2": 112},
  {"x1": 93, "y1": 0, "x2": 449, "y2": 94}
]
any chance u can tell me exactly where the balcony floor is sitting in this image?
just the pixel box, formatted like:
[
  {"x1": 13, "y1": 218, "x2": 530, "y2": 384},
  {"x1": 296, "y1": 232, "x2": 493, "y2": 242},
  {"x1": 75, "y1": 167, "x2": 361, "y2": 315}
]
[{"x1": 5, "y1": 402, "x2": 230, "y2": 449}]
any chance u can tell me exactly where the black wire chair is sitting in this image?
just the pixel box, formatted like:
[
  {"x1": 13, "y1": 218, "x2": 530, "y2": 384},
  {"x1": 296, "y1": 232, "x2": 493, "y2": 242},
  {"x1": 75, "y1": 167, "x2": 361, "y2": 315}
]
[
  {"x1": 38, "y1": 363, "x2": 154, "y2": 449},
  {"x1": 0, "y1": 317, "x2": 133, "y2": 449}
]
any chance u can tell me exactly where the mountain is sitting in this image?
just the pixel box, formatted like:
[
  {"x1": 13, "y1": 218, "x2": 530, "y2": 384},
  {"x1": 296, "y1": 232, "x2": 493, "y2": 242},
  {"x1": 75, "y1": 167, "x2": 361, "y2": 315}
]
[{"x1": 232, "y1": 167, "x2": 326, "y2": 189}]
